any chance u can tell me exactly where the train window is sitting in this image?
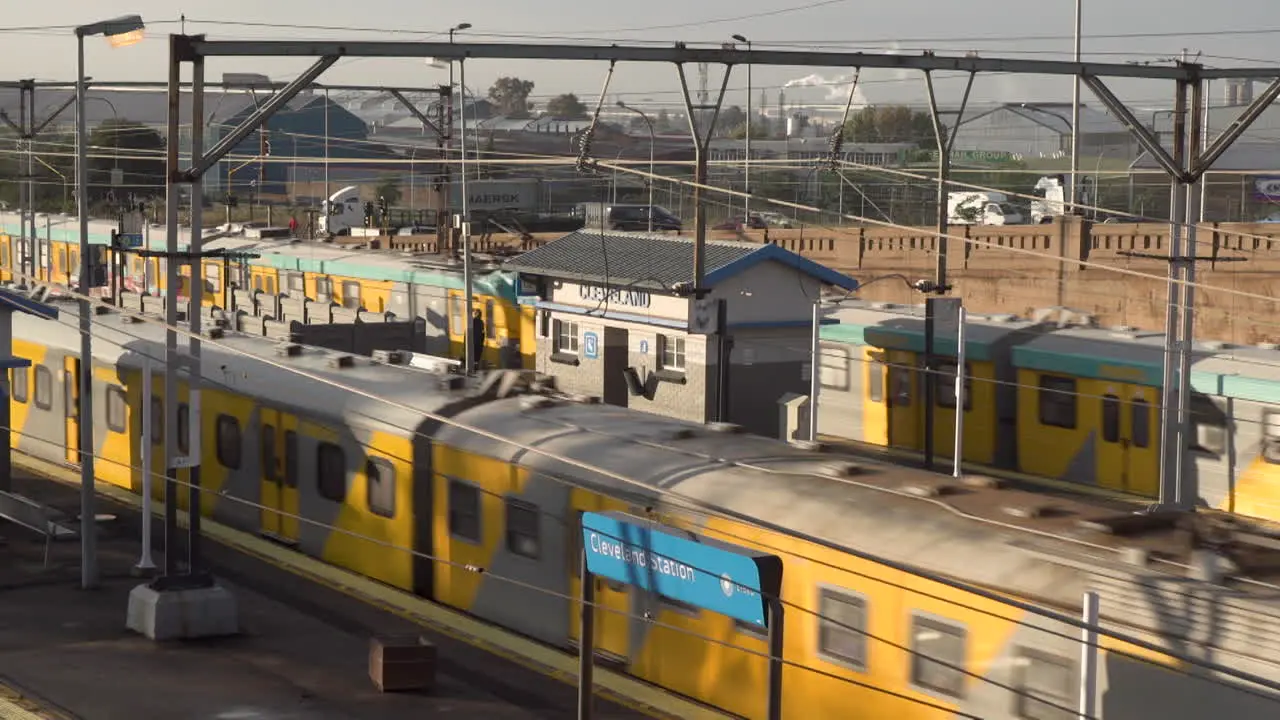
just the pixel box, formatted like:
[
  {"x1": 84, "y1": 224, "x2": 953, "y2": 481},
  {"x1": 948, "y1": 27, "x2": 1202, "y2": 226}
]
[
  {"x1": 316, "y1": 276, "x2": 333, "y2": 297},
  {"x1": 449, "y1": 295, "x2": 464, "y2": 336},
  {"x1": 177, "y1": 403, "x2": 190, "y2": 454},
  {"x1": 317, "y1": 442, "x2": 346, "y2": 501},
  {"x1": 204, "y1": 263, "x2": 220, "y2": 292},
  {"x1": 448, "y1": 480, "x2": 481, "y2": 542},
  {"x1": 341, "y1": 281, "x2": 361, "y2": 310},
  {"x1": 934, "y1": 362, "x2": 973, "y2": 411},
  {"x1": 63, "y1": 371, "x2": 77, "y2": 419},
  {"x1": 554, "y1": 319, "x2": 580, "y2": 355},
  {"x1": 1191, "y1": 396, "x2": 1226, "y2": 455},
  {"x1": 367, "y1": 458, "x2": 396, "y2": 519},
  {"x1": 1101, "y1": 394, "x2": 1120, "y2": 443},
  {"x1": 216, "y1": 415, "x2": 242, "y2": 469},
  {"x1": 867, "y1": 357, "x2": 884, "y2": 402},
  {"x1": 150, "y1": 397, "x2": 163, "y2": 445},
  {"x1": 253, "y1": 274, "x2": 264, "y2": 293},
  {"x1": 287, "y1": 272, "x2": 305, "y2": 295},
  {"x1": 909, "y1": 614, "x2": 967, "y2": 699},
  {"x1": 1037, "y1": 376, "x2": 1077, "y2": 429},
  {"x1": 568, "y1": 509, "x2": 583, "y2": 577},
  {"x1": 1131, "y1": 398, "x2": 1151, "y2": 449},
  {"x1": 889, "y1": 362, "x2": 912, "y2": 407},
  {"x1": 504, "y1": 498, "x2": 540, "y2": 559},
  {"x1": 34, "y1": 366, "x2": 52, "y2": 410},
  {"x1": 1013, "y1": 648, "x2": 1074, "y2": 720},
  {"x1": 820, "y1": 346, "x2": 850, "y2": 392},
  {"x1": 266, "y1": 276, "x2": 277, "y2": 295},
  {"x1": 262, "y1": 424, "x2": 278, "y2": 483},
  {"x1": 106, "y1": 386, "x2": 128, "y2": 434},
  {"x1": 817, "y1": 587, "x2": 867, "y2": 671},
  {"x1": 485, "y1": 299, "x2": 497, "y2": 339},
  {"x1": 284, "y1": 431, "x2": 298, "y2": 488},
  {"x1": 10, "y1": 367, "x2": 27, "y2": 404}
]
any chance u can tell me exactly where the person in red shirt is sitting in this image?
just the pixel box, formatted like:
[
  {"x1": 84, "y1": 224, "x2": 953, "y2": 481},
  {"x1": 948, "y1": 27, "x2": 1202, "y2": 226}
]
[{"x1": 288, "y1": 216, "x2": 298, "y2": 235}]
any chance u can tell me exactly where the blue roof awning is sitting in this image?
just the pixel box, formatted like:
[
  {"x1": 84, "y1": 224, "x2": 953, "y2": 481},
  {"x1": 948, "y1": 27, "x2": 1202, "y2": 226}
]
[{"x1": 0, "y1": 288, "x2": 58, "y2": 320}]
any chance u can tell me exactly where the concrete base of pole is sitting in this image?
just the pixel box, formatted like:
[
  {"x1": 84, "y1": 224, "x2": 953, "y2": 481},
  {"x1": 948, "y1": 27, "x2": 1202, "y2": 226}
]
[{"x1": 126, "y1": 583, "x2": 239, "y2": 641}]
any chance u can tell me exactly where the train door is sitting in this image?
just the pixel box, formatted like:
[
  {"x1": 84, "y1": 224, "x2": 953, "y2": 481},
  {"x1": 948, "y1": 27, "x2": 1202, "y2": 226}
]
[
  {"x1": 1096, "y1": 384, "x2": 1160, "y2": 496},
  {"x1": 930, "y1": 360, "x2": 973, "y2": 462},
  {"x1": 568, "y1": 491, "x2": 631, "y2": 662},
  {"x1": 886, "y1": 349, "x2": 919, "y2": 450},
  {"x1": 1126, "y1": 387, "x2": 1159, "y2": 496},
  {"x1": 63, "y1": 357, "x2": 80, "y2": 465},
  {"x1": 0, "y1": 235, "x2": 11, "y2": 283},
  {"x1": 259, "y1": 407, "x2": 300, "y2": 543},
  {"x1": 862, "y1": 349, "x2": 890, "y2": 446}
]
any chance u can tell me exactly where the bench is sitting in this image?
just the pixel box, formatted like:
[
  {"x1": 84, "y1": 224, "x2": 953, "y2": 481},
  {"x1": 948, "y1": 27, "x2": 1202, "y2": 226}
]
[{"x1": 0, "y1": 491, "x2": 79, "y2": 567}]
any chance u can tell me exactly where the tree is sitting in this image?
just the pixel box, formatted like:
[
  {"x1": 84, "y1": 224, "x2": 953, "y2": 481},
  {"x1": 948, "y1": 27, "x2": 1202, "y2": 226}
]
[
  {"x1": 488, "y1": 77, "x2": 535, "y2": 118},
  {"x1": 86, "y1": 119, "x2": 165, "y2": 206},
  {"x1": 844, "y1": 106, "x2": 937, "y2": 147},
  {"x1": 545, "y1": 93, "x2": 588, "y2": 119},
  {"x1": 715, "y1": 105, "x2": 746, "y2": 137},
  {"x1": 374, "y1": 176, "x2": 402, "y2": 207}
]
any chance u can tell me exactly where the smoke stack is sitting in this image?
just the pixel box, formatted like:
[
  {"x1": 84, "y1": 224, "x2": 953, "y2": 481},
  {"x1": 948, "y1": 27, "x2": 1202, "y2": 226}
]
[{"x1": 1241, "y1": 80, "x2": 1254, "y2": 104}]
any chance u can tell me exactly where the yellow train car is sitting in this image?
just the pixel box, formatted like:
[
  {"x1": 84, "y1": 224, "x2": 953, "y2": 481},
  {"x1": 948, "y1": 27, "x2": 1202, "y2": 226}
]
[
  {"x1": 15, "y1": 303, "x2": 1280, "y2": 719},
  {"x1": 818, "y1": 302, "x2": 1280, "y2": 522},
  {"x1": 0, "y1": 218, "x2": 535, "y2": 370}
]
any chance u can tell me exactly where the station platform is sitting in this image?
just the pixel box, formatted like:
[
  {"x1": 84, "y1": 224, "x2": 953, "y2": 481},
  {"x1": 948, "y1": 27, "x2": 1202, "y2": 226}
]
[{"x1": 0, "y1": 462, "x2": 723, "y2": 720}]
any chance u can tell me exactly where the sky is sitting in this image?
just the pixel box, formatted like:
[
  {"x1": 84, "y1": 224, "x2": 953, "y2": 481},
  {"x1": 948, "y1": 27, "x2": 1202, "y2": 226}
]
[{"x1": 4, "y1": 1, "x2": 1280, "y2": 115}]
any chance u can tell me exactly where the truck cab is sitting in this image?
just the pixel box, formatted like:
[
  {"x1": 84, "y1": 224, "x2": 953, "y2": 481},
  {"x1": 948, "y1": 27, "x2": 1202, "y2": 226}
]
[
  {"x1": 947, "y1": 191, "x2": 1024, "y2": 226},
  {"x1": 318, "y1": 186, "x2": 363, "y2": 236}
]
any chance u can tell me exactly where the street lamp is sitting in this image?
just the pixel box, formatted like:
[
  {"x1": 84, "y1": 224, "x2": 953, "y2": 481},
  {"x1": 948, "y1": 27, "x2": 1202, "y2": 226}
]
[
  {"x1": 74, "y1": 13, "x2": 145, "y2": 591},
  {"x1": 448, "y1": 23, "x2": 472, "y2": 184},
  {"x1": 732, "y1": 34, "x2": 752, "y2": 219},
  {"x1": 1070, "y1": 0, "x2": 1081, "y2": 209},
  {"x1": 616, "y1": 101, "x2": 655, "y2": 232}
]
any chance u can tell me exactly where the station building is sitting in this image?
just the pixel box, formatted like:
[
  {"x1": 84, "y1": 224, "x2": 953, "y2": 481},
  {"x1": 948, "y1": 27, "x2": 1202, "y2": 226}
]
[{"x1": 506, "y1": 232, "x2": 859, "y2": 437}]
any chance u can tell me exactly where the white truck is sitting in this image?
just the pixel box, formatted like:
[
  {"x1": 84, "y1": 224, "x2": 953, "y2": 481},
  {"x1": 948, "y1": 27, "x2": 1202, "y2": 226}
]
[
  {"x1": 947, "y1": 191, "x2": 1024, "y2": 226},
  {"x1": 318, "y1": 186, "x2": 364, "y2": 236}
]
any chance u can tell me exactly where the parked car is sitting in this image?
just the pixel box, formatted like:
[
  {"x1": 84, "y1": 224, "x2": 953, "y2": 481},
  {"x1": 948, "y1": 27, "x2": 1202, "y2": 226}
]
[{"x1": 712, "y1": 214, "x2": 769, "y2": 231}]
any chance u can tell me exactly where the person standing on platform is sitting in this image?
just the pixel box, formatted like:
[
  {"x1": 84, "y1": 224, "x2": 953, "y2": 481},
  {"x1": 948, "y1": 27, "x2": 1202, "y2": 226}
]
[
  {"x1": 471, "y1": 309, "x2": 486, "y2": 373},
  {"x1": 288, "y1": 216, "x2": 298, "y2": 236}
]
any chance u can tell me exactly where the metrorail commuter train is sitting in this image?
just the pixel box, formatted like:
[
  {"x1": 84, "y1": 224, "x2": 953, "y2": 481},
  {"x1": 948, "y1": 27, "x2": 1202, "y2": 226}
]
[
  {"x1": 8, "y1": 298, "x2": 1280, "y2": 719},
  {"x1": 816, "y1": 300, "x2": 1280, "y2": 524},
  {"x1": 0, "y1": 213, "x2": 533, "y2": 369}
]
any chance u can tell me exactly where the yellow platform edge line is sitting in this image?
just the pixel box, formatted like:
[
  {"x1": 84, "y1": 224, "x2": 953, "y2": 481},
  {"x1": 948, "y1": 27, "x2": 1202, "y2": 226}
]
[
  {"x1": 0, "y1": 682, "x2": 64, "y2": 720},
  {"x1": 15, "y1": 455, "x2": 733, "y2": 720}
]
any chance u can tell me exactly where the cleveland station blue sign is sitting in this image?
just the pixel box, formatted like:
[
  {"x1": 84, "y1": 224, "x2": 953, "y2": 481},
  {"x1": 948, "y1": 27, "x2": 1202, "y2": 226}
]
[{"x1": 581, "y1": 511, "x2": 784, "y2": 627}]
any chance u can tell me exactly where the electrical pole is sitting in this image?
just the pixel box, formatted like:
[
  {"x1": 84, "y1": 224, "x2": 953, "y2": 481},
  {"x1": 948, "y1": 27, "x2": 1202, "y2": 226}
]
[{"x1": 1070, "y1": 0, "x2": 1081, "y2": 209}]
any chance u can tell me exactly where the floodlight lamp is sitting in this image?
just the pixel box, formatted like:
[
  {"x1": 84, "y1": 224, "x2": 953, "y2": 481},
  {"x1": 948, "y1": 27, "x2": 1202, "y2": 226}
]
[{"x1": 76, "y1": 15, "x2": 145, "y2": 40}]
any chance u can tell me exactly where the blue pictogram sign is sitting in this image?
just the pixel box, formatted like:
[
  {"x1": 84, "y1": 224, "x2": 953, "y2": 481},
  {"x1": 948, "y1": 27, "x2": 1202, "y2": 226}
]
[{"x1": 583, "y1": 331, "x2": 599, "y2": 360}]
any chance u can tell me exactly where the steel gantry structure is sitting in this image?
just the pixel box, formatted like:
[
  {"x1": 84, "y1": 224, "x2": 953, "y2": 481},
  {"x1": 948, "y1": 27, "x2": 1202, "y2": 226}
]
[{"x1": 146, "y1": 34, "x2": 1279, "y2": 589}]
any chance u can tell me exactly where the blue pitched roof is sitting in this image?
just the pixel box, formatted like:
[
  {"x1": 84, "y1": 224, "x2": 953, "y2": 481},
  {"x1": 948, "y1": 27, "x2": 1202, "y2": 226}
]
[
  {"x1": 504, "y1": 231, "x2": 858, "y2": 292},
  {"x1": 0, "y1": 288, "x2": 58, "y2": 320}
]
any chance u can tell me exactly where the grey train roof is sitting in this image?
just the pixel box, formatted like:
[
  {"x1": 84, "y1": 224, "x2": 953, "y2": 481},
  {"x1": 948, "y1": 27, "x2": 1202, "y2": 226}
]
[
  {"x1": 12, "y1": 302, "x2": 462, "y2": 435},
  {"x1": 18, "y1": 301, "x2": 1280, "y2": 620}
]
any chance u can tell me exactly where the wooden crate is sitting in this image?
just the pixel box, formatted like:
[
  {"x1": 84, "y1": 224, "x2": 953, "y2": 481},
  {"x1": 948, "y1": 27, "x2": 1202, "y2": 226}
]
[{"x1": 369, "y1": 635, "x2": 437, "y2": 693}]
